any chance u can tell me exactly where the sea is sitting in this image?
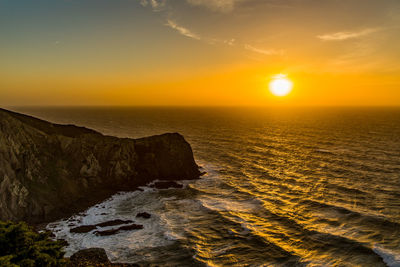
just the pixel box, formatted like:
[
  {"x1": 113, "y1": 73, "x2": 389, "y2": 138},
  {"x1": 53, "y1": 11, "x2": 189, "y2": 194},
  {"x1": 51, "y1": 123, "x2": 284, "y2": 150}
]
[{"x1": 13, "y1": 107, "x2": 400, "y2": 266}]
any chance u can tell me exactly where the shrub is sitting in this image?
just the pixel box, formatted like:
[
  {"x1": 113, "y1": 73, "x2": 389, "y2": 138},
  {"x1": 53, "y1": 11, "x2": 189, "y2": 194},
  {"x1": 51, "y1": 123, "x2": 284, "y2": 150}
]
[{"x1": 0, "y1": 221, "x2": 66, "y2": 266}]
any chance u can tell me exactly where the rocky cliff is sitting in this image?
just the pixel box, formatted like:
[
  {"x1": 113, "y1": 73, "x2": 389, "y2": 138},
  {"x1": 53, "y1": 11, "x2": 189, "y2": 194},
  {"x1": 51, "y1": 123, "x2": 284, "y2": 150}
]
[{"x1": 0, "y1": 108, "x2": 200, "y2": 223}]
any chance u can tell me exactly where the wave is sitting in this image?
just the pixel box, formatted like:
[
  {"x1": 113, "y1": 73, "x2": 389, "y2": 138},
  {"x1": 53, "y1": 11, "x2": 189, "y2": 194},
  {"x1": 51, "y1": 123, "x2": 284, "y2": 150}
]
[{"x1": 373, "y1": 246, "x2": 400, "y2": 267}]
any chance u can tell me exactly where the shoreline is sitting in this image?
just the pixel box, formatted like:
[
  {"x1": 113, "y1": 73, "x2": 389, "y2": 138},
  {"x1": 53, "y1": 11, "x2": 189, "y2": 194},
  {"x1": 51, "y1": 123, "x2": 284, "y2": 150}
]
[{"x1": 45, "y1": 179, "x2": 195, "y2": 266}]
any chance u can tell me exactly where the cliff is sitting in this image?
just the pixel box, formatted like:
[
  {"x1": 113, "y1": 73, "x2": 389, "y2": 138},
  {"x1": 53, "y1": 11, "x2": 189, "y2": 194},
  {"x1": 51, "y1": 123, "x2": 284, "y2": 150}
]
[{"x1": 0, "y1": 108, "x2": 200, "y2": 223}]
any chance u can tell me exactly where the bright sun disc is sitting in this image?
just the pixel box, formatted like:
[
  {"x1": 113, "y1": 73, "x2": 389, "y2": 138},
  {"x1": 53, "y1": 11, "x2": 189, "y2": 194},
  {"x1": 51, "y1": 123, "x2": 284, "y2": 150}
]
[{"x1": 269, "y1": 76, "x2": 293, "y2": 97}]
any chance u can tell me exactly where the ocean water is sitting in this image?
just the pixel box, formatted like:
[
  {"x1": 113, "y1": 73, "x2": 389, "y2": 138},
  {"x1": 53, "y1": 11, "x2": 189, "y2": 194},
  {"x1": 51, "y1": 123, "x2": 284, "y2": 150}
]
[{"x1": 14, "y1": 107, "x2": 400, "y2": 266}]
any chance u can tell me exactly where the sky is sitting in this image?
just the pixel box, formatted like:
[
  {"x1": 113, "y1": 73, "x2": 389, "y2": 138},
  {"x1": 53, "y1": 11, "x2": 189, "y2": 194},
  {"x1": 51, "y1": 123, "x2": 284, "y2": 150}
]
[{"x1": 1, "y1": 0, "x2": 400, "y2": 106}]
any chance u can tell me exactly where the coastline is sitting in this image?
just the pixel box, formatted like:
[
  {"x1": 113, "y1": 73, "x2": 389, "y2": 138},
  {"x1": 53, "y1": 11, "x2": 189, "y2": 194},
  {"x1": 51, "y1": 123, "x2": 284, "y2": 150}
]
[
  {"x1": 0, "y1": 108, "x2": 200, "y2": 224},
  {"x1": 46, "y1": 179, "x2": 200, "y2": 266},
  {"x1": 0, "y1": 108, "x2": 201, "y2": 265}
]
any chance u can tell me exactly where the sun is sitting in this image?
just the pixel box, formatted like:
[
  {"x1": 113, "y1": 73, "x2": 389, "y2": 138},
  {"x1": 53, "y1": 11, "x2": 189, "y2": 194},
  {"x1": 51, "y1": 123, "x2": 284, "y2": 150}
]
[{"x1": 269, "y1": 74, "x2": 293, "y2": 97}]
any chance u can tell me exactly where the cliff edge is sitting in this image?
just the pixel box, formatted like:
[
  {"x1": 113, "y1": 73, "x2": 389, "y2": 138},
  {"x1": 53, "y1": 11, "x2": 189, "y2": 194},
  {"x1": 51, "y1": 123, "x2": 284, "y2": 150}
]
[{"x1": 0, "y1": 108, "x2": 200, "y2": 223}]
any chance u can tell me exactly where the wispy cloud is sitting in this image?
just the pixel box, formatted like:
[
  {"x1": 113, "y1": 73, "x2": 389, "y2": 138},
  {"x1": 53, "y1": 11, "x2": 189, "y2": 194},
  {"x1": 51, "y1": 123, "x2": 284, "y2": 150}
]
[
  {"x1": 244, "y1": 44, "x2": 284, "y2": 56},
  {"x1": 185, "y1": 0, "x2": 292, "y2": 13},
  {"x1": 224, "y1": 38, "x2": 235, "y2": 46},
  {"x1": 317, "y1": 28, "x2": 380, "y2": 41},
  {"x1": 139, "y1": 0, "x2": 166, "y2": 11},
  {"x1": 186, "y1": 0, "x2": 240, "y2": 12},
  {"x1": 165, "y1": 20, "x2": 201, "y2": 40}
]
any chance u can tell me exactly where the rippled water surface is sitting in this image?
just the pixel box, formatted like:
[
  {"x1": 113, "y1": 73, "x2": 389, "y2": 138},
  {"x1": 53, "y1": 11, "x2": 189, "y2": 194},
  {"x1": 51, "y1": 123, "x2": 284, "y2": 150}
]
[{"x1": 15, "y1": 107, "x2": 400, "y2": 266}]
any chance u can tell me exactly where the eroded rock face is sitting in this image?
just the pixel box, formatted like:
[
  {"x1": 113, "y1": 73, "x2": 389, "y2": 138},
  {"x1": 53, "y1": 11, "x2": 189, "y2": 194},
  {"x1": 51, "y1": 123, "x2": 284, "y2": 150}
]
[{"x1": 0, "y1": 108, "x2": 200, "y2": 223}]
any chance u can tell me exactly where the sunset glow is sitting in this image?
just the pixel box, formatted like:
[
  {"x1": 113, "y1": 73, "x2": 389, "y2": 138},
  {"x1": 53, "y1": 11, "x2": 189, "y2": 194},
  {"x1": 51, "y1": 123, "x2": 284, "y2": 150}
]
[
  {"x1": 0, "y1": 1, "x2": 399, "y2": 106},
  {"x1": 269, "y1": 75, "x2": 293, "y2": 97}
]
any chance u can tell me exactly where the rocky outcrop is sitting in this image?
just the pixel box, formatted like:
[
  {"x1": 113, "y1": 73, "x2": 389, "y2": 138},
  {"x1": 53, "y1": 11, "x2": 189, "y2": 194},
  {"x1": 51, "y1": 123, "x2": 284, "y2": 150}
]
[
  {"x1": 152, "y1": 181, "x2": 183, "y2": 189},
  {"x1": 93, "y1": 223, "x2": 143, "y2": 236},
  {"x1": 69, "y1": 248, "x2": 138, "y2": 266},
  {"x1": 136, "y1": 212, "x2": 151, "y2": 219},
  {"x1": 70, "y1": 219, "x2": 136, "y2": 233},
  {"x1": 0, "y1": 108, "x2": 200, "y2": 223}
]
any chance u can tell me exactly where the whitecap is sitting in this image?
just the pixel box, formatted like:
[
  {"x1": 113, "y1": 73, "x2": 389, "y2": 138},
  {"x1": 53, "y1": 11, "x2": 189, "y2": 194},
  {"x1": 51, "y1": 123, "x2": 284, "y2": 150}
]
[{"x1": 373, "y1": 246, "x2": 400, "y2": 267}]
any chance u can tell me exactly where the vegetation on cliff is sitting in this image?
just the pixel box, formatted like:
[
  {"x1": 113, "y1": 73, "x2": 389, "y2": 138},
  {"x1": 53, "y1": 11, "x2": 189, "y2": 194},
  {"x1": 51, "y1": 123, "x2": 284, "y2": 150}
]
[{"x1": 0, "y1": 221, "x2": 66, "y2": 266}]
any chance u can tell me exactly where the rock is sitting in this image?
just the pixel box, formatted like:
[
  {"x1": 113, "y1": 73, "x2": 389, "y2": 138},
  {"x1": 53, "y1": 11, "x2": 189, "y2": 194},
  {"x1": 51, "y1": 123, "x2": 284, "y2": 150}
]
[
  {"x1": 70, "y1": 248, "x2": 110, "y2": 265},
  {"x1": 57, "y1": 238, "x2": 69, "y2": 247},
  {"x1": 0, "y1": 108, "x2": 200, "y2": 223},
  {"x1": 46, "y1": 230, "x2": 56, "y2": 238},
  {"x1": 70, "y1": 219, "x2": 135, "y2": 234},
  {"x1": 136, "y1": 212, "x2": 151, "y2": 219},
  {"x1": 70, "y1": 225, "x2": 97, "y2": 233},
  {"x1": 96, "y1": 219, "x2": 134, "y2": 227},
  {"x1": 153, "y1": 181, "x2": 183, "y2": 189},
  {"x1": 68, "y1": 248, "x2": 139, "y2": 266},
  {"x1": 93, "y1": 228, "x2": 120, "y2": 236},
  {"x1": 94, "y1": 223, "x2": 143, "y2": 236},
  {"x1": 118, "y1": 224, "x2": 143, "y2": 231}
]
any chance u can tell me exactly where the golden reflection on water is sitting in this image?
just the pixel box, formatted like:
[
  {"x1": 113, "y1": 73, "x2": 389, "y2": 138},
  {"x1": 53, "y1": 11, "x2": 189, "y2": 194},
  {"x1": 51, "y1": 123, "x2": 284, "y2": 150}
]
[{"x1": 189, "y1": 119, "x2": 398, "y2": 266}]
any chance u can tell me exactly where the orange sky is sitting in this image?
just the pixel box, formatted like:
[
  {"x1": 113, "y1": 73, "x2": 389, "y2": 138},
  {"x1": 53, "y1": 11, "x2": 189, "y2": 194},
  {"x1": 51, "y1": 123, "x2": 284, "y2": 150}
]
[{"x1": 1, "y1": 0, "x2": 400, "y2": 106}]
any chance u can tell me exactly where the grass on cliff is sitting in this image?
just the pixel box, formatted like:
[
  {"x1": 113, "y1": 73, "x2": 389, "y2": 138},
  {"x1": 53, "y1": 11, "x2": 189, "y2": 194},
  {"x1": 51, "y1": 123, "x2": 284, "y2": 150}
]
[{"x1": 0, "y1": 221, "x2": 66, "y2": 266}]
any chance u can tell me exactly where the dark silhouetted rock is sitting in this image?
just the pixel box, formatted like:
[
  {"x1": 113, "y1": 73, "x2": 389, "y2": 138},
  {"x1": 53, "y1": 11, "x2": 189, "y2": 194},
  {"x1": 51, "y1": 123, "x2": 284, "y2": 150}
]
[
  {"x1": 70, "y1": 248, "x2": 110, "y2": 265},
  {"x1": 96, "y1": 219, "x2": 134, "y2": 228},
  {"x1": 70, "y1": 225, "x2": 97, "y2": 233},
  {"x1": 46, "y1": 230, "x2": 56, "y2": 238},
  {"x1": 57, "y1": 238, "x2": 69, "y2": 247},
  {"x1": 94, "y1": 223, "x2": 143, "y2": 236},
  {"x1": 0, "y1": 108, "x2": 200, "y2": 223},
  {"x1": 69, "y1": 248, "x2": 139, "y2": 266},
  {"x1": 70, "y1": 220, "x2": 135, "y2": 234},
  {"x1": 93, "y1": 228, "x2": 120, "y2": 236},
  {"x1": 153, "y1": 181, "x2": 183, "y2": 189},
  {"x1": 118, "y1": 224, "x2": 143, "y2": 231},
  {"x1": 136, "y1": 212, "x2": 151, "y2": 219}
]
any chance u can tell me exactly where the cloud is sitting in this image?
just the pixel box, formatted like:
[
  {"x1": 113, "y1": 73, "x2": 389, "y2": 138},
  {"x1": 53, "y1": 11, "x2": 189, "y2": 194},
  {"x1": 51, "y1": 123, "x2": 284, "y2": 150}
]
[
  {"x1": 185, "y1": 0, "x2": 292, "y2": 12},
  {"x1": 224, "y1": 38, "x2": 235, "y2": 46},
  {"x1": 139, "y1": 0, "x2": 166, "y2": 11},
  {"x1": 165, "y1": 20, "x2": 238, "y2": 46},
  {"x1": 186, "y1": 0, "x2": 241, "y2": 12},
  {"x1": 165, "y1": 20, "x2": 201, "y2": 40},
  {"x1": 317, "y1": 28, "x2": 380, "y2": 41},
  {"x1": 244, "y1": 44, "x2": 284, "y2": 56}
]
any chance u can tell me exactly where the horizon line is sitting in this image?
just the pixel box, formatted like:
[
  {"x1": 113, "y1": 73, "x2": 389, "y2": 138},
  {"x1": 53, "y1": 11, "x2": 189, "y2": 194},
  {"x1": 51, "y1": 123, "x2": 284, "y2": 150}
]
[{"x1": 5, "y1": 104, "x2": 400, "y2": 109}]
